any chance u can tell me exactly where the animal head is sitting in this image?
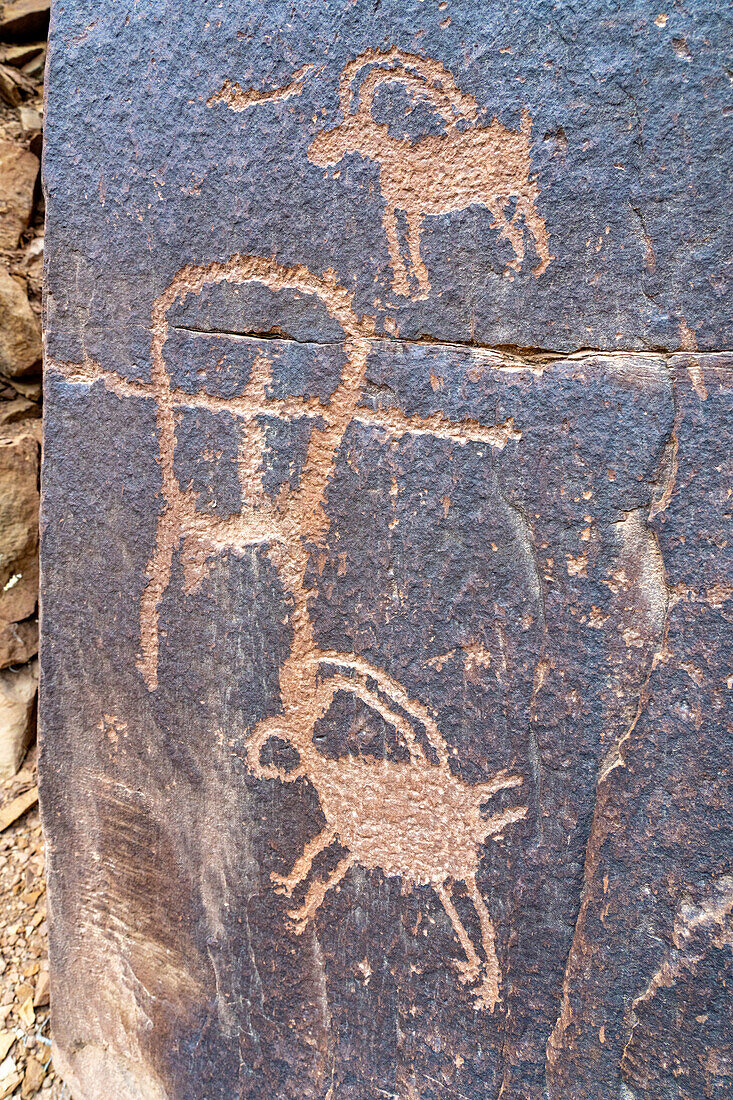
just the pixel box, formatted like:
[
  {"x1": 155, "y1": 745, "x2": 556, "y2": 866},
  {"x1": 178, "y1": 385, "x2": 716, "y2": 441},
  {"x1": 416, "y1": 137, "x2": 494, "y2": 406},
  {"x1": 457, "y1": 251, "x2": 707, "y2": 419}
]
[
  {"x1": 308, "y1": 47, "x2": 482, "y2": 169},
  {"x1": 308, "y1": 113, "x2": 372, "y2": 167}
]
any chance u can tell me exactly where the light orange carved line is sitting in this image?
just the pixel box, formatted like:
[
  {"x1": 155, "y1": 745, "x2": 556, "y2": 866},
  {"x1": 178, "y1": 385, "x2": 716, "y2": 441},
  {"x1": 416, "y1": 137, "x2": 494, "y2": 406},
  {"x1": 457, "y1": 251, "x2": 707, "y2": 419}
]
[
  {"x1": 436, "y1": 880, "x2": 483, "y2": 986},
  {"x1": 167, "y1": 387, "x2": 520, "y2": 450},
  {"x1": 313, "y1": 651, "x2": 450, "y2": 766},
  {"x1": 45, "y1": 355, "x2": 149, "y2": 399},
  {"x1": 318, "y1": 673, "x2": 430, "y2": 764},
  {"x1": 207, "y1": 64, "x2": 316, "y2": 111},
  {"x1": 236, "y1": 352, "x2": 271, "y2": 509},
  {"x1": 480, "y1": 805, "x2": 528, "y2": 841},
  {"x1": 338, "y1": 46, "x2": 479, "y2": 123},
  {"x1": 271, "y1": 825, "x2": 337, "y2": 897},
  {"x1": 354, "y1": 406, "x2": 521, "y2": 449},
  {"x1": 287, "y1": 854, "x2": 355, "y2": 935},
  {"x1": 465, "y1": 873, "x2": 502, "y2": 1011}
]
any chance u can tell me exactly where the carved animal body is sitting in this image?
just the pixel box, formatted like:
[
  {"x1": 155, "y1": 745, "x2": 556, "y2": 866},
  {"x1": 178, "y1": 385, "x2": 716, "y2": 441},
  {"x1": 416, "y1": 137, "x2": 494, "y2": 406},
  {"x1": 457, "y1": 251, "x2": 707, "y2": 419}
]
[
  {"x1": 308, "y1": 48, "x2": 552, "y2": 298},
  {"x1": 50, "y1": 254, "x2": 526, "y2": 1012},
  {"x1": 249, "y1": 651, "x2": 527, "y2": 1011}
]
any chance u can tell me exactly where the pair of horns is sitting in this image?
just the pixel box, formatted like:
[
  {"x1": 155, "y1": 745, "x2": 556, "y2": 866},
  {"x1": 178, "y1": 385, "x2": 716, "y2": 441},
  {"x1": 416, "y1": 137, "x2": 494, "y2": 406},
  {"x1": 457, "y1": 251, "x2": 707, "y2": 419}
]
[{"x1": 338, "y1": 47, "x2": 480, "y2": 127}]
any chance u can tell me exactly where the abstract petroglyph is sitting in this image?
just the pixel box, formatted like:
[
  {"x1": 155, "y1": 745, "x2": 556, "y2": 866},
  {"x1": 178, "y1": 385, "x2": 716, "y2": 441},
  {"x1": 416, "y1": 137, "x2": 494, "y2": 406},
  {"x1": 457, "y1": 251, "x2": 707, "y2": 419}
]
[
  {"x1": 49, "y1": 255, "x2": 526, "y2": 1011},
  {"x1": 209, "y1": 48, "x2": 552, "y2": 299},
  {"x1": 207, "y1": 63, "x2": 320, "y2": 110}
]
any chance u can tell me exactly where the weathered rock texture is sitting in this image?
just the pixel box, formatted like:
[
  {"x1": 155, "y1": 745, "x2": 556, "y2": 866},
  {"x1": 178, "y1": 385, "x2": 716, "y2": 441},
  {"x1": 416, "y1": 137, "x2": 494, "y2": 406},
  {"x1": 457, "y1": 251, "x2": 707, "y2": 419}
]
[
  {"x1": 0, "y1": 422, "x2": 39, "y2": 657},
  {"x1": 0, "y1": 1, "x2": 49, "y2": 44},
  {"x1": 0, "y1": 0, "x2": 43, "y2": 785},
  {"x1": 0, "y1": 656, "x2": 38, "y2": 777},
  {"x1": 41, "y1": 3, "x2": 732, "y2": 1099},
  {"x1": 0, "y1": 140, "x2": 38, "y2": 247},
  {"x1": 0, "y1": 266, "x2": 41, "y2": 376}
]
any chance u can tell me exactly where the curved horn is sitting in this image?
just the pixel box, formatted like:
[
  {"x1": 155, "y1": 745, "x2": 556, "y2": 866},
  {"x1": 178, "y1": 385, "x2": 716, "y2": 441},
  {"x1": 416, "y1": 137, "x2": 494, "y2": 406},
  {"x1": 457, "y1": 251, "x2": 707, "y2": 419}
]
[
  {"x1": 338, "y1": 47, "x2": 480, "y2": 126},
  {"x1": 245, "y1": 716, "x2": 308, "y2": 783}
]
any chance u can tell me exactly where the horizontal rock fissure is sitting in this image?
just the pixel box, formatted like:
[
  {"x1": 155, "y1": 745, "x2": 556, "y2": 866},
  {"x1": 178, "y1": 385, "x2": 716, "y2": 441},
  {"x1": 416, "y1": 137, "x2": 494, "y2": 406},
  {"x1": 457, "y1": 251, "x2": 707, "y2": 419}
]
[{"x1": 171, "y1": 326, "x2": 732, "y2": 362}]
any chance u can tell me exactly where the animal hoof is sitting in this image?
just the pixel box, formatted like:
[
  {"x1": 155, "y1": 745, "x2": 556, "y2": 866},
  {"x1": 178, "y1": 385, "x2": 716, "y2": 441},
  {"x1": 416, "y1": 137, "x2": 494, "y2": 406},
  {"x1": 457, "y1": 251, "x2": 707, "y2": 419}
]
[
  {"x1": 533, "y1": 255, "x2": 553, "y2": 276},
  {"x1": 286, "y1": 909, "x2": 309, "y2": 936},
  {"x1": 270, "y1": 873, "x2": 294, "y2": 897},
  {"x1": 473, "y1": 986, "x2": 500, "y2": 1013},
  {"x1": 454, "y1": 959, "x2": 480, "y2": 987}
]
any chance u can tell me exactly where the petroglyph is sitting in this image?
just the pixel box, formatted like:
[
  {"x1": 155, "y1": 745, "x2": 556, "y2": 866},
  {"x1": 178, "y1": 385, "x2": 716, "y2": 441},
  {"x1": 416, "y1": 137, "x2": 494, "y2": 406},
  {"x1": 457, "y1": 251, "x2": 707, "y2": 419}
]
[
  {"x1": 49, "y1": 255, "x2": 526, "y2": 1010},
  {"x1": 308, "y1": 48, "x2": 552, "y2": 297},
  {"x1": 620, "y1": 879, "x2": 733, "y2": 1082},
  {"x1": 207, "y1": 64, "x2": 318, "y2": 110},
  {"x1": 208, "y1": 49, "x2": 552, "y2": 299},
  {"x1": 48, "y1": 352, "x2": 522, "y2": 452}
]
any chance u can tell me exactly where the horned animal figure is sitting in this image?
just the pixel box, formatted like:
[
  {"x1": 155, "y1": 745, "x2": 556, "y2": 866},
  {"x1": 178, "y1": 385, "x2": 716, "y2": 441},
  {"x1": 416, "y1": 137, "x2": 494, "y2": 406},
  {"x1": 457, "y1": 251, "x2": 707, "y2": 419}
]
[
  {"x1": 308, "y1": 47, "x2": 552, "y2": 298},
  {"x1": 248, "y1": 652, "x2": 527, "y2": 1012}
]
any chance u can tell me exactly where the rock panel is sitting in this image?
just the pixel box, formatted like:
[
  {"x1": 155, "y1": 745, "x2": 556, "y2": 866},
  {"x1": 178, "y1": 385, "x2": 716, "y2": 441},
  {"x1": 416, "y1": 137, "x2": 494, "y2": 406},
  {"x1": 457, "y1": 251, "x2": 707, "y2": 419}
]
[
  {"x1": 41, "y1": 3, "x2": 732, "y2": 1099},
  {"x1": 43, "y1": 1, "x2": 732, "y2": 354}
]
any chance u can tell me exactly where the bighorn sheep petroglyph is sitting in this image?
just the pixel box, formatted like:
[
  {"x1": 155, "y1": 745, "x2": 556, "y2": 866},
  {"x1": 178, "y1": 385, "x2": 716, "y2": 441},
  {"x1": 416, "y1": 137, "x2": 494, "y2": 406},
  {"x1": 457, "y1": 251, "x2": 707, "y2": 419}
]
[{"x1": 308, "y1": 48, "x2": 552, "y2": 298}]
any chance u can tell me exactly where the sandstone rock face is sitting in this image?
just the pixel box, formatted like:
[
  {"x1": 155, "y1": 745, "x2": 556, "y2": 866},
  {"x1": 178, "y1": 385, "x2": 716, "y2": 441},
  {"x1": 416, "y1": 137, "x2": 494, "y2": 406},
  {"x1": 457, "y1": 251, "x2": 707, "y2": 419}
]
[
  {"x1": 0, "y1": 1, "x2": 50, "y2": 43},
  {"x1": 0, "y1": 397, "x2": 40, "y2": 671},
  {"x1": 41, "y1": 3, "x2": 732, "y2": 1099},
  {"x1": 0, "y1": 267, "x2": 41, "y2": 377},
  {"x1": 0, "y1": 141, "x2": 39, "y2": 248},
  {"x1": 0, "y1": 615, "x2": 37, "y2": 668},
  {"x1": 0, "y1": 430, "x2": 39, "y2": 630},
  {"x1": 0, "y1": 657, "x2": 38, "y2": 778}
]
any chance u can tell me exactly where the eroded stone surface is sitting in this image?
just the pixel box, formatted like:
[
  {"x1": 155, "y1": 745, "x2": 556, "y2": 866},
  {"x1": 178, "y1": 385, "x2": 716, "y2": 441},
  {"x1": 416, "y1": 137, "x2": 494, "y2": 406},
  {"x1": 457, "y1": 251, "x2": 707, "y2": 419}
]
[
  {"x1": 0, "y1": 141, "x2": 38, "y2": 249},
  {"x1": 0, "y1": 267, "x2": 41, "y2": 378},
  {"x1": 0, "y1": 657, "x2": 38, "y2": 778},
  {"x1": 0, "y1": 429, "x2": 39, "y2": 634},
  {"x1": 41, "y1": 3, "x2": 732, "y2": 1099}
]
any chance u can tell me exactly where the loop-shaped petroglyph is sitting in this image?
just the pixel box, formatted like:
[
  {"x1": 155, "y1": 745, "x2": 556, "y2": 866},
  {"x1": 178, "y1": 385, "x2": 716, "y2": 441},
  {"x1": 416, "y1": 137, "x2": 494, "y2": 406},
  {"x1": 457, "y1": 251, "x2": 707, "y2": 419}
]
[{"x1": 48, "y1": 254, "x2": 526, "y2": 1011}]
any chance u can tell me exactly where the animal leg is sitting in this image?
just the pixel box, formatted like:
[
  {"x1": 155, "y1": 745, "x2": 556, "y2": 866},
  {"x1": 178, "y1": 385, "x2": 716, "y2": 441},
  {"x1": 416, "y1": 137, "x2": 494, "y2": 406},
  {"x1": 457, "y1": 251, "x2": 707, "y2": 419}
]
[
  {"x1": 516, "y1": 190, "x2": 552, "y2": 275},
  {"x1": 271, "y1": 824, "x2": 337, "y2": 897},
  {"x1": 466, "y1": 873, "x2": 502, "y2": 1013},
  {"x1": 405, "y1": 210, "x2": 430, "y2": 299},
  {"x1": 286, "y1": 853, "x2": 354, "y2": 935},
  {"x1": 489, "y1": 202, "x2": 525, "y2": 274},
  {"x1": 435, "y1": 880, "x2": 482, "y2": 990},
  {"x1": 477, "y1": 769, "x2": 523, "y2": 800},
  {"x1": 481, "y1": 804, "x2": 528, "y2": 843},
  {"x1": 383, "y1": 206, "x2": 410, "y2": 297}
]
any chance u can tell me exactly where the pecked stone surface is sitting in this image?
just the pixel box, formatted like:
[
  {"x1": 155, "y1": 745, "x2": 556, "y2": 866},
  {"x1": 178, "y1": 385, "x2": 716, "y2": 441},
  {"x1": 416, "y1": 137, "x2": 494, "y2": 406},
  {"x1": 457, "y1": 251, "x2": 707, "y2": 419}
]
[{"x1": 41, "y1": 3, "x2": 732, "y2": 1099}]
